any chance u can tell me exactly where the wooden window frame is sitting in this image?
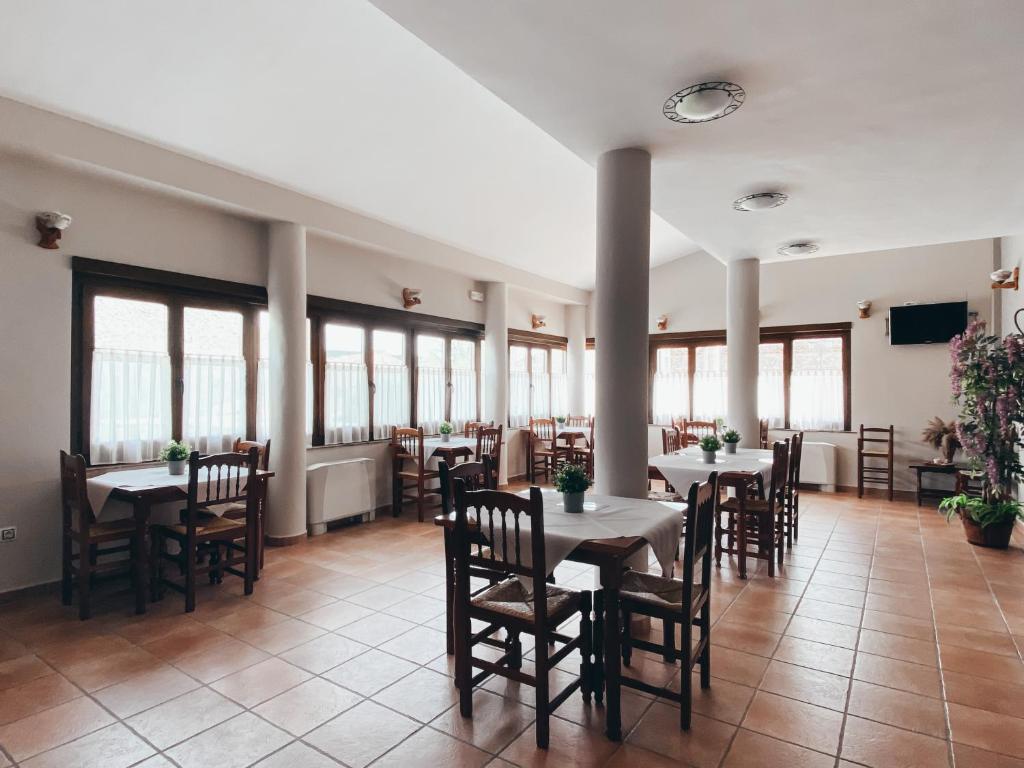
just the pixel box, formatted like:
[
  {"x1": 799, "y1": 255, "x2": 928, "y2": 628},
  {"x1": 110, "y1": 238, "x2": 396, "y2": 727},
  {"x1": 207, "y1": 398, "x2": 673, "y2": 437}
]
[
  {"x1": 507, "y1": 329, "x2": 568, "y2": 425},
  {"x1": 647, "y1": 322, "x2": 852, "y2": 431},
  {"x1": 72, "y1": 258, "x2": 485, "y2": 463}
]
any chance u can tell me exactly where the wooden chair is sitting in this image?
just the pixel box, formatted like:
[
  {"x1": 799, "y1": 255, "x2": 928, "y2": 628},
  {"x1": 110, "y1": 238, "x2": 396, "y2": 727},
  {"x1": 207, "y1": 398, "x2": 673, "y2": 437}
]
[
  {"x1": 715, "y1": 440, "x2": 789, "y2": 578},
  {"x1": 464, "y1": 420, "x2": 493, "y2": 438},
  {"x1": 662, "y1": 426, "x2": 682, "y2": 454},
  {"x1": 683, "y1": 420, "x2": 718, "y2": 440},
  {"x1": 476, "y1": 425, "x2": 504, "y2": 487},
  {"x1": 783, "y1": 432, "x2": 804, "y2": 547},
  {"x1": 956, "y1": 470, "x2": 985, "y2": 497},
  {"x1": 451, "y1": 482, "x2": 592, "y2": 749},
  {"x1": 218, "y1": 438, "x2": 271, "y2": 572},
  {"x1": 392, "y1": 426, "x2": 439, "y2": 522},
  {"x1": 438, "y1": 457, "x2": 494, "y2": 655},
  {"x1": 231, "y1": 437, "x2": 271, "y2": 470},
  {"x1": 151, "y1": 449, "x2": 259, "y2": 612},
  {"x1": 759, "y1": 419, "x2": 770, "y2": 449},
  {"x1": 528, "y1": 418, "x2": 568, "y2": 483},
  {"x1": 648, "y1": 465, "x2": 683, "y2": 503},
  {"x1": 857, "y1": 424, "x2": 894, "y2": 501},
  {"x1": 618, "y1": 474, "x2": 717, "y2": 729},
  {"x1": 60, "y1": 451, "x2": 142, "y2": 620},
  {"x1": 672, "y1": 417, "x2": 701, "y2": 448}
]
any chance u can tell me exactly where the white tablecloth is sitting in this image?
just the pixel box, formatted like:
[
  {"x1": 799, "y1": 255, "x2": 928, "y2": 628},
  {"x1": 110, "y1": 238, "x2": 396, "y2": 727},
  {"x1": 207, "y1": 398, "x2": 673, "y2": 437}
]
[
  {"x1": 473, "y1": 489, "x2": 685, "y2": 578},
  {"x1": 422, "y1": 436, "x2": 477, "y2": 460},
  {"x1": 87, "y1": 466, "x2": 253, "y2": 524},
  {"x1": 649, "y1": 448, "x2": 773, "y2": 494}
]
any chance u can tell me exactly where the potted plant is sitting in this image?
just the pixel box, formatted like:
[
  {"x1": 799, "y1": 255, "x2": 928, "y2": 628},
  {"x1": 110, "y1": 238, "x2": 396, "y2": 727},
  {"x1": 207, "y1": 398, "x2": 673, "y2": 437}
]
[
  {"x1": 159, "y1": 440, "x2": 191, "y2": 476},
  {"x1": 439, "y1": 421, "x2": 454, "y2": 443},
  {"x1": 556, "y1": 415, "x2": 567, "y2": 426},
  {"x1": 922, "y1": 416, "x2": 960, "y2": 464},
  {"x1": 942, "y1": 320, "x2": 1024, "y2": 547},
  {"x1": 722, "y1": 428, "x2": 741, "y2": 454},
  {"x1": 698, "y1": 435, "x2": 721, "y2": 464},
  {"x1": 554, "y1": 462, "x2": 592, "y2": 513}
]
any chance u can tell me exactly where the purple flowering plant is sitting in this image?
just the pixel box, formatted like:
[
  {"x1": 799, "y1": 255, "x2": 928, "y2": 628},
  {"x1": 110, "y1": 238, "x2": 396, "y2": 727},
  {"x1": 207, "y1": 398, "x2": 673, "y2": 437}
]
[{"x1": 947, "y1": 319, "x2": 1024, "y2": 518}]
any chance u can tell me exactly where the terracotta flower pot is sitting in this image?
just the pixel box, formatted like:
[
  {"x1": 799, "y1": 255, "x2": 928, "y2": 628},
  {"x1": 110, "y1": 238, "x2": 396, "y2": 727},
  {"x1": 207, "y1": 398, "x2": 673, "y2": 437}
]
[{"x1": 961, "y1": 516, "x2": 1014, "y2": 549}]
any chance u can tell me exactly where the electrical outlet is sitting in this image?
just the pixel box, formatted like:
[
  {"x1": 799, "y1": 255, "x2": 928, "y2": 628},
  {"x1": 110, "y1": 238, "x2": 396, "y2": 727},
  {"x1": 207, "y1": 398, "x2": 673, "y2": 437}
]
[{"x1": 0, "y1": 527, "x2": 15, "y2": 542}]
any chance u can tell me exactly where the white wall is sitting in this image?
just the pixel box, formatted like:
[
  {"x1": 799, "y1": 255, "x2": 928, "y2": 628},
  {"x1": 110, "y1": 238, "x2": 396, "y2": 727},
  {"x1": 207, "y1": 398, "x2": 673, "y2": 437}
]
[
  {"x1": 508, "y1": 287, "x2": 571, "y2": 336},
  {"x1": 648, "y1": 240, "x2": 996, "y2": 492}
]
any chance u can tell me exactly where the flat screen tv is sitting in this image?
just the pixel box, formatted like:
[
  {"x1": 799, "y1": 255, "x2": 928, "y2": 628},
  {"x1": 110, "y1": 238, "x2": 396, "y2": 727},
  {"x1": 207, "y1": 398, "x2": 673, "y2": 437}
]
[{"x1": 889, "y1": 301, "x2": 968, "y2": 345}]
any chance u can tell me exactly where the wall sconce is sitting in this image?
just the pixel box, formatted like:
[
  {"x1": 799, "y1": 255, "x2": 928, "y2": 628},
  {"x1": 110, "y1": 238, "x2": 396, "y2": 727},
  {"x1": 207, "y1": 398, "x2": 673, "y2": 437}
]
[
  {"x1": 656, "y1": 315, "x2": 669, "y2": 331},
  {"x1": 531, "y1": 314, "x2": 546, "y2": 330},
  {"x1": 856, "y1": 300, "x2": 872, "y2": 319},
  {"x1": 991, "y1": 267, "x2": 1019, "y2": 291},
  {"x1": 402, "y1": 288, "x2": 422, "y2": 309},
  {"x1": 36, "y1": 211, "x2": 72, "y2": 249}
]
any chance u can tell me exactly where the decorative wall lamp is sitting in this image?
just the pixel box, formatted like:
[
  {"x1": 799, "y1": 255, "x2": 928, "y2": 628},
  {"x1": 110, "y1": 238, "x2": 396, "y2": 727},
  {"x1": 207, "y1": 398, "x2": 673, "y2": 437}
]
[
  {"x1": 36, "y1": 211, "x2": 72, "y2": 249},
  {"x1": 402, "y1": 288, "x2": 422, "y2": 309},
  {"x1": 856, "y1": 300, "x2": 872, "y2": 319},
  {"x1": 991, "y1": 268, "x2": 1019, "y2": 291},
  {"x1": 656, "y1": 314, "x2": 669, "y2": 331},
  {"x1": 531, "y1": 314, "x2": 546, "y2": 330}
]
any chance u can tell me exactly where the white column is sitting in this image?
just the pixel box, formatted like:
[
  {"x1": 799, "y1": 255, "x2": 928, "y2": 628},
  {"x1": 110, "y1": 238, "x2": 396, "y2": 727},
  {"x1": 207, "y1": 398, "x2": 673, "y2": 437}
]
[
  {"x1": 726, "y1": 258, "x2": 760, "y2": 448},
  {"x1": 566, "y1": 304, "x2": 587, "y2": 416},
  {"x1": 594, "y1": 148, "x2": 651, "y2": 499},
  {"x1": 484, "y1": 282, "x2": 510, "y2": 484},
  {"x1": 265, "y1": 222, "x2": 307, "y2": 541}
]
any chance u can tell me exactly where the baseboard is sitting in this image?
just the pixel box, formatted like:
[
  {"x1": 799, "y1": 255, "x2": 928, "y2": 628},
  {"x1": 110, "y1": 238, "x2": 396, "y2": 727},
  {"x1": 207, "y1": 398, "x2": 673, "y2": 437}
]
[
  {"x1": 824, "y1": 484, "x2": 918, "y2": 503},
  {"x1": 0, "y1": 579, "x2": 60, "y2": 603}
]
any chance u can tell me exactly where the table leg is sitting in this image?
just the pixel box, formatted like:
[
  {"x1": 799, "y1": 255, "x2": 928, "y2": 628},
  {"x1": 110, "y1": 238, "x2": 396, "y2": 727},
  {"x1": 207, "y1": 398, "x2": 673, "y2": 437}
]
[
  {"x1": 916, "y1": 469, "x2": 923, "y2": 507},
  {"x1": 133, "y1": 502, "x2": 150, "y2": 615},
  {"x1": 600, "y1": 563, "x2": 623, "y2": 741}
]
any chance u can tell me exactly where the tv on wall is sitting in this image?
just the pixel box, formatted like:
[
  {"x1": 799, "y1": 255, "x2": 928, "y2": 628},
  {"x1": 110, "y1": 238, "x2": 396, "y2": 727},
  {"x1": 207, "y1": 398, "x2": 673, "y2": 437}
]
[{"x1": 889, "y1": 301, "x2": 968, "y2": 345}]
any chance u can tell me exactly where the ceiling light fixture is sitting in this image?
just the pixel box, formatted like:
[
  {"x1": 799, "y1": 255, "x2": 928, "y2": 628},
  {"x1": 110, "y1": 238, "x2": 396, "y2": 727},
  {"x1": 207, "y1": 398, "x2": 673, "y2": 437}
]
[
  {"x1": 663, "y1": 81, "x2": 745, "y2": 123},
  {"x1": 733, "y1": 192, "x2": 788, "y2": 212},
  {"x1": 777, "y1": 242, "x2": 819, "y2": 257}
]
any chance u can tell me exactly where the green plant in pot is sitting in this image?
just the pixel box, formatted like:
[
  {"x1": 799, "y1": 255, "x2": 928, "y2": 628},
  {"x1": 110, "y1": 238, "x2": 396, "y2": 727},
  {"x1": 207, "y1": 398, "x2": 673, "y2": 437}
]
[
  {"x1": 721, "y1": 428, "x2": 741, "y2": 455},
  {"x1": 439, "y1": 421, "x2": 454, "y2": 443},
  {"x1": 554, "y1": 462, "x2": 592, "y2": 513},
  {"x1": 556, "y1": 415, "x2": 567, "y2": 426},
  {"x1": 698, "y1": 435, "x2": 721, "y2": 464},
  {"x1": 943, "y1": 320, "x2": 1024, "y2": 548},
  {"x1": 159, "y1": 440, "x2": 191, "y2": 476}
]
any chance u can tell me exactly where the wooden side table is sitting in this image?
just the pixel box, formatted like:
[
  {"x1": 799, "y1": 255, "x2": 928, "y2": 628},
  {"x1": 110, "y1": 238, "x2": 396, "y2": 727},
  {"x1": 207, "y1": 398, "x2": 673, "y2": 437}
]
[{"x1": 908, "y1": 463, "x2": 959, "y2": 506}]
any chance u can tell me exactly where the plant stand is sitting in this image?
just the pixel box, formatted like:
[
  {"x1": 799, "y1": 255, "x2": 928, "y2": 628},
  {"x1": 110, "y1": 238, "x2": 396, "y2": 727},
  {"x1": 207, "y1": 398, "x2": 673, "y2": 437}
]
[{"x1": 909, "y1": 462, "x2": 960, "y2": 507}]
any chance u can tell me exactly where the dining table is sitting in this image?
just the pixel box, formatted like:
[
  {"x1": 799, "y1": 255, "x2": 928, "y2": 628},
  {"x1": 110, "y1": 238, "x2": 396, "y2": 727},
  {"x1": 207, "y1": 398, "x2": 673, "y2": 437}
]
[
  {"x1": 86, "y1": 465, "x2": 274, "y2": 614},
  {"x1": 649, "y1": 446, "x2": 773, "y2": 492},
  {"x1": 435, "y1": 488, "x2": 686, "y2": 741}
]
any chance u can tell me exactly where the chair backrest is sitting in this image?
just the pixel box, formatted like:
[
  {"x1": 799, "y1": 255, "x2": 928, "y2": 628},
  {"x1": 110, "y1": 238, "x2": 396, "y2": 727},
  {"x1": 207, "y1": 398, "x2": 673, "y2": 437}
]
[
  {"x1": 477, "y1": 424, "x2": 503, "y2": 464},
  {"x1": 453, "y1": 482, "x2": 547, "y2": 628},
  {"x1": 184, "y1": 449, "x2": 259, "y2": 531},
  {"x1": 392, "y1": 427, "x2": 425, "y2": 464},
  {"x1": 566, "y1": 415, "x2": 590, "y2": 428},
  {"x1": 684, "y1": 420, "x2": 718, "y2": 439},
  {"x1": 788, "y1": 432, "x2": 804, "y2": 490},
  {"x1": 662, "y1": 426, "x2": 682, "y2": 454},
  {"x1": 59, "y1": 450, "x2": 94, "y2": 531},
  {"x1": 464, "y1": 421, "x2": 492, "y2": 438},
  {"x1": 759, "y1": 419, "x2": 770, "y2": 449},
  {"x1": 766, "y1": 440, "x2": 790, "y2": 509},
  {"x1": 529, "y1": 418, "x2": 556, "y2": 444},
  {"x1": 858, "y1": 424, "x2": 894, "y2": 456},
  {"x1": 680, "y1": 473, "x2": 717, "y2": 603},
  {"x1": 439, "y1": 457, "x2": 492, "y2": 515},
  {"x1": 232, "y1": 438, "x2": 271, "y2": 470}
]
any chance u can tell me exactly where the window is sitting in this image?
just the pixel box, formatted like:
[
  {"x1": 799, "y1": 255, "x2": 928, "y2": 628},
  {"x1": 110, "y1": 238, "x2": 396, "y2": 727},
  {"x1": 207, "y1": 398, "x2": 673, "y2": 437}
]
[
  {"x1": 89, "y1": 296, "x2": 172, "y2": 463},
  {"x1": 182, "y1": 307, "x2": 246, "y2": 453},
  {"x1": 450, "y1": 338, "x2": 478, "y2": 430},
  {"x1": 507, "y1": 332, "x2": 568, "y2": 426},
  {"x1": 509, "y1": 345, "x2": 530, "y2": 428},
  {"x1": 323, "y1": 323, "x2": 369, "y2": 443},
  {"x1": 371, "y1": 330, "x2": 409, "y2": 439},
  {"x1": 648, "y1": 323, "x2": 851, "y2": 431},
  {"x1": 257, "y1": 312, "x2": 313, "y2": 445},
  {"x1": 530, "y1": 348, "x2": 550, "y2": 419},
  {"x1": 693, "y1": 345, "x2": 728, "y2": 421},
  {"x1": 791, "y1": 337, "x2": 845, "y2": 430},
  {"x1": 584, "y1": 346, "x2": 596, "y2": 417},
  {"x1": 550, "y1": 348, "x2": 568, "y2": 419},
  {"x1": 652, "y1": 346, "x2": 689, "y2": 425},
  {"x1": 416, "y1": 335, "x2": 445, "y2": 434}
]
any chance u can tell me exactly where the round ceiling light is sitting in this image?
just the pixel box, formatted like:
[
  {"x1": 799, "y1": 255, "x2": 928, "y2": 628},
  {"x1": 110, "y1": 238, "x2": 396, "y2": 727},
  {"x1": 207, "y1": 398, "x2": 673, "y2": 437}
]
[
  {"x1": 733, "y1": 192, "x2": 788, "y2": 212},
  {"x1": 777, "y1": 242, "x2": 820, "y2": 257},
  {"x1": 664, "y1": 81, "x2": 745, "y2": 123}
]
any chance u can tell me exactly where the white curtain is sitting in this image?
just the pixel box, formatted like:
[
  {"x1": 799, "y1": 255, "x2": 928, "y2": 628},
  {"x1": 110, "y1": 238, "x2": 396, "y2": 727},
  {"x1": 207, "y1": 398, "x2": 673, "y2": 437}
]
[
  {"x1": 652, "y1": 371, "x2": 689, "y2": 425},
  {"x1": 531, "y1": 371, "x2": 551, "y2": 419},
  {"x1": 417, "y1": 365, "x2": 445, "y2": 434},
  {"x1": 550, "y1": 370, "x2": 568, "y2": 420},
  {"x1": 450, "y1": 367, "x2": 477, "y2": 431},
  {"x1": 509, "y1": 370, "x2": 531, "y2": 428},
  {"x1": 256, "y1": 360, "x2": 314, "y2": 445},
  {"x1": 693, "y1": 346, "x2": 728, "y2": 422},
  {"x1": 90, "y1": 349, "x2": 172, "y2": 463},
  {"x1": 584, "y1": 349, "x2": 596, "y2": 417},
  {"x1": 373, "y1": 363, "x2": 409, "y2": 440},
  {"x1": 183, "y1": 353, "x2": 246, "y2": 454},
  {"x1": 791, "y1": 338, "x2": 844, "y2": 430},
  {"x1": 758, "y1": 344, "x2": 786, "y2": 428},
  {"x1": 325, "y1": 361, "x2": 370, "y2": 443}
]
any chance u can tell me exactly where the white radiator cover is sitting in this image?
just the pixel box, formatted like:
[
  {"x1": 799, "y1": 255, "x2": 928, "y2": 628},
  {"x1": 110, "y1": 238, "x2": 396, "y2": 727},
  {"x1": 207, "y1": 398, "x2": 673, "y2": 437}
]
[
  {"x1": 800, "y1": 441, "x2": 838, "y2": 492},
  {"x1": 306, "y1": 458, "x2": 376, "y2": 535}
]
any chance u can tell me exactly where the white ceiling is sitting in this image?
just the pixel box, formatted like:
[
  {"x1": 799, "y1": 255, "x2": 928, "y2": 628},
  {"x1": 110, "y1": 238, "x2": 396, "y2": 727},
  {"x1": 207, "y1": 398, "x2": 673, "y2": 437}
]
[
  {"x1": 0, "y1": 0, "x2": 696, "y2": 290},
  {"x1": 371, "y1": 0, "x2": 1024, "y2": 263}
]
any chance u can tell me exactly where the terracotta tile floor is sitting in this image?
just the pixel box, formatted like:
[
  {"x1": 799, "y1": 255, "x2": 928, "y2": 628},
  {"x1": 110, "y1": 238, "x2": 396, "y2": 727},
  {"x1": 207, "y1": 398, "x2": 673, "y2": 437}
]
[{"x1": 1, "y1": 490, "x2": 1023, "y2": 767}]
